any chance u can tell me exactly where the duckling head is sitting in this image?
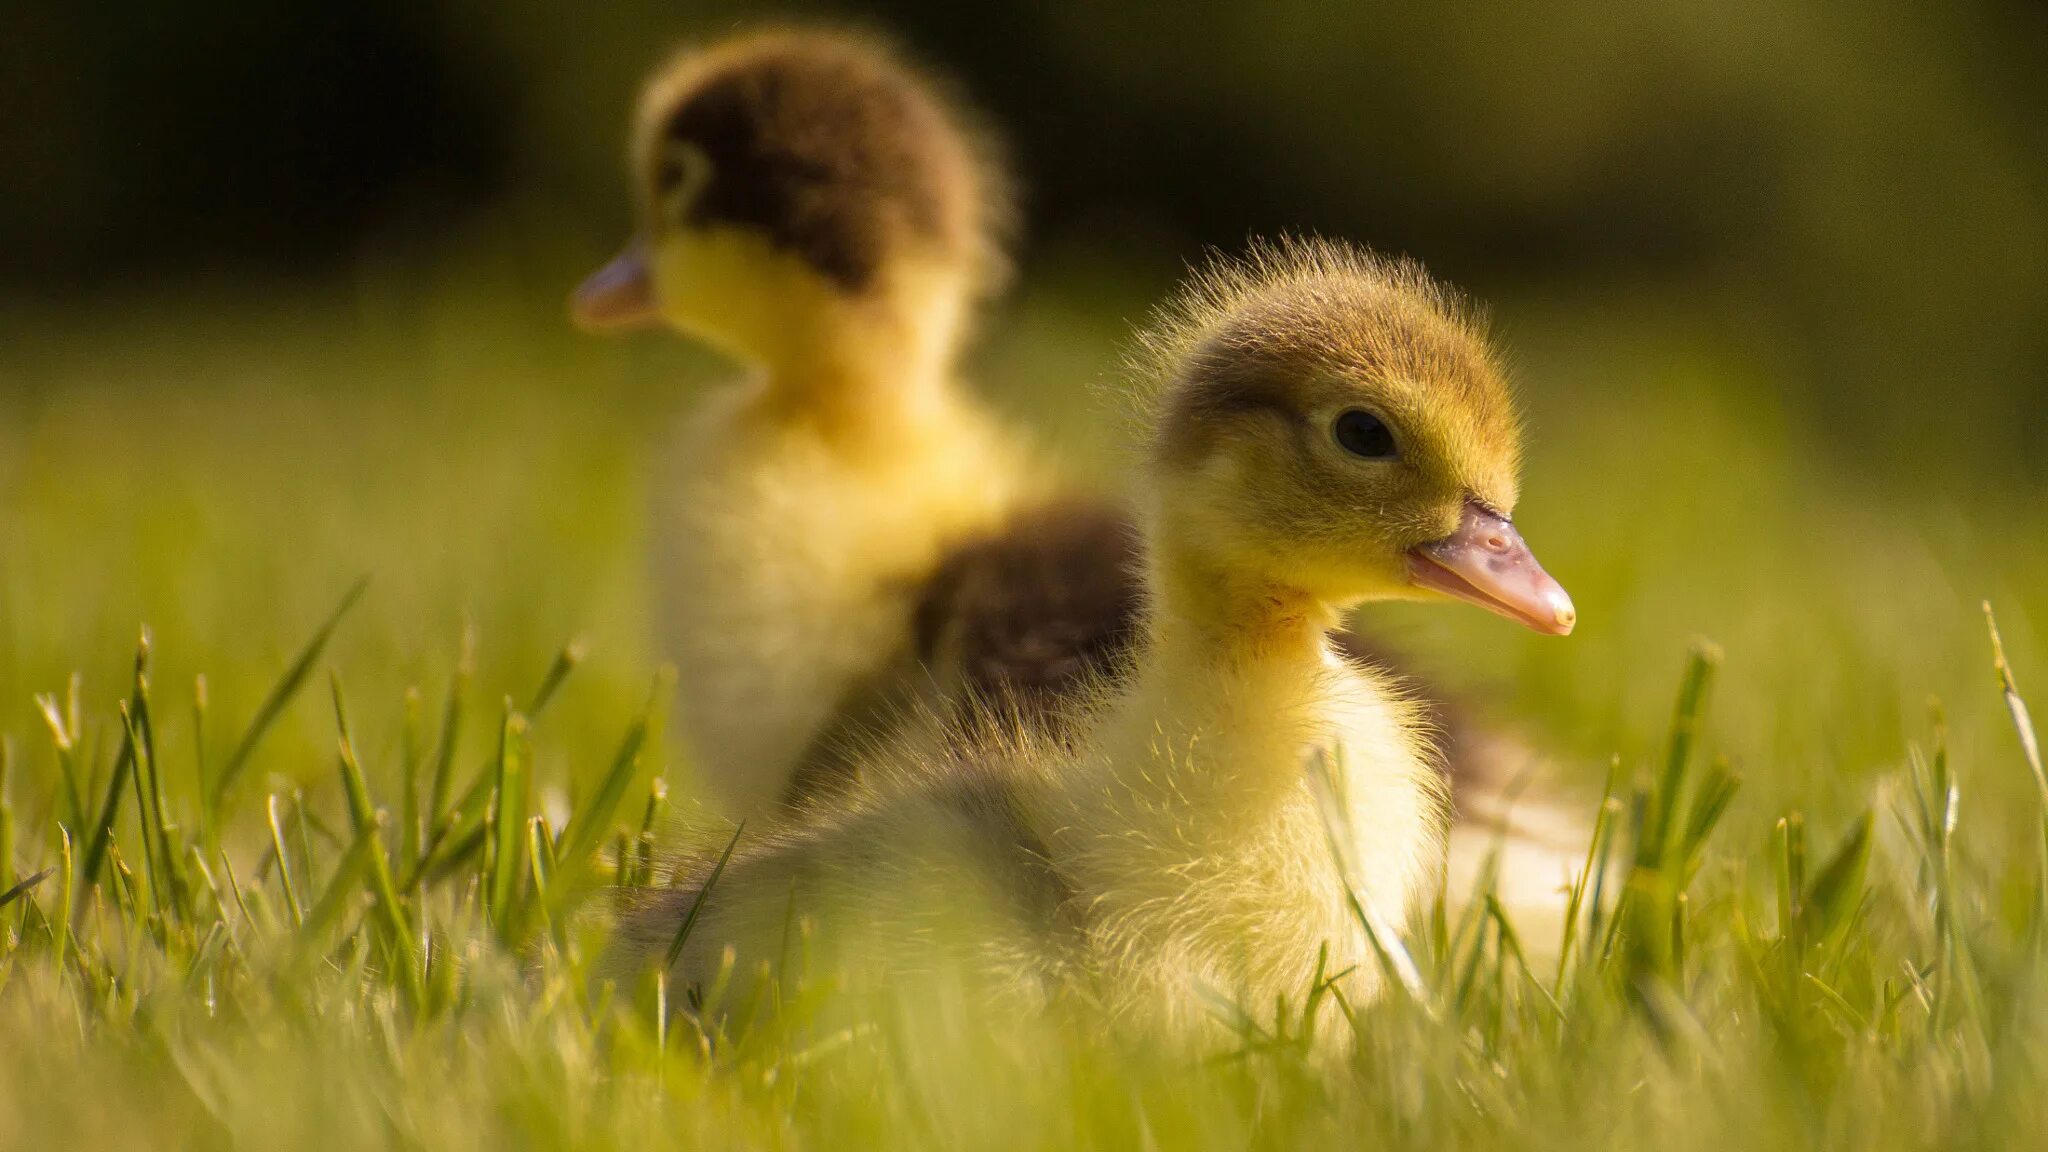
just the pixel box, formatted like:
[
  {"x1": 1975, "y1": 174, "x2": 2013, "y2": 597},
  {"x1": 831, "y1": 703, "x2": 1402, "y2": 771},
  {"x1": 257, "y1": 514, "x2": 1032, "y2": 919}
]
[
  {"x1": 571, "y1": 29, "x2": 1007, "y2": 378},
  {"x1": 1137, "y1": 237, "x2": 1575, "y2": 636}
]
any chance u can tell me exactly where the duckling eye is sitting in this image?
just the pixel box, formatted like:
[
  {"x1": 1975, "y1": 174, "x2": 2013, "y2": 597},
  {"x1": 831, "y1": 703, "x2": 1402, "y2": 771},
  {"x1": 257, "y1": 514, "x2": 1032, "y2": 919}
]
[
  {"x1": 1332, "y1": 409, "x2": 1398, "y2": 460},
  {"x1": 654, "y1": 141, "x2": 713, "y2": 218}
]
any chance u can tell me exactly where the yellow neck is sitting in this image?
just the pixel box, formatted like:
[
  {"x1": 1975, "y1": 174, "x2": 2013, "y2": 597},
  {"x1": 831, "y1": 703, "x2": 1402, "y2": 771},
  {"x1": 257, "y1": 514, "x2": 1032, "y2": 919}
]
[
  {"x1": 751, "y1": 317, "x2": 947, "y2": 441},
  {"x1": 1047, "y1": 531, "x2": 1363, "y2": 946},
  {"x1": 747, "y1": 266, "x2": 972, "y2": 448},
  {"x1": 1142, "y1": 535, "x2": 1340, "y2": 670},
  {"x1": 655, "y1": 228, "x2": 980, "y2": 449},
  {"x1": 1060, "y1": 531, "x2": 1345, "y2": 835}
]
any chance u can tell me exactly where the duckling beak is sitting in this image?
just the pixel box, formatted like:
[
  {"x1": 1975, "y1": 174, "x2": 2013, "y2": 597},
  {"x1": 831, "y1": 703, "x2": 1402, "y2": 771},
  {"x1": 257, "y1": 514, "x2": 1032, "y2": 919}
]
[
  {"x1": 570, "y1": 240, "x2": 659, "y2": 332},
  {"x1": 1406, "y1": 502, "x2": 1576, "y2": 636}
]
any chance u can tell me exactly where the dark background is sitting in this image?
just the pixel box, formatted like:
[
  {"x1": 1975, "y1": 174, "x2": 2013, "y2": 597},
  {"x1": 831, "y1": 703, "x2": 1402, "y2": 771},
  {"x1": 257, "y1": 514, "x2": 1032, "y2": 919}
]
[{"x1": 5, "y1": 0, "x2": 2047, "y2": 467}]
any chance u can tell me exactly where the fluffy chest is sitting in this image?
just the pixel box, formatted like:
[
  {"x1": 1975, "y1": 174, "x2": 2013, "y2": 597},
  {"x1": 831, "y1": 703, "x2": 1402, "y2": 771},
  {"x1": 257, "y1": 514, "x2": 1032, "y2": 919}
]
[{"x1": 1053, "y1": 648, "x2": 1447, "y2": 1010}]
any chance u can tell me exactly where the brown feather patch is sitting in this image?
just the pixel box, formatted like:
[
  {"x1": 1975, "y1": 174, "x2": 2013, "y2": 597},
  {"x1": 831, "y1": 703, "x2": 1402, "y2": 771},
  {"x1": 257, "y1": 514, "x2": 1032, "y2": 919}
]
[{"x1": 913, "y1": 500, "x2": 1144, "y2": 730}]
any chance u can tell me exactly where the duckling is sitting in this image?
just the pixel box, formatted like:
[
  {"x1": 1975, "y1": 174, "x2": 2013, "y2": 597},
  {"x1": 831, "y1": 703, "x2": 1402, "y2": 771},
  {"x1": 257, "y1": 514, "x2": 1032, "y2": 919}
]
[
  {"x1": 571, "y1": 29, "x2": 1034, "y2": 815},
  {"x1": 616, "y1": 237, "x2": 1575, "y2": 1039}
]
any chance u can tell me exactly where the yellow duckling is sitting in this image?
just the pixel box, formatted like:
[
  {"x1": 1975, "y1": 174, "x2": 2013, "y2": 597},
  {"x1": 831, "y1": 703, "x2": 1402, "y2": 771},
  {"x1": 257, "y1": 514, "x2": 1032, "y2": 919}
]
[
  {"x1": 616, "y1": 237, "x2": 1574, "y2": 1041},
  {"x1": 571, "y1": 30, "x2": 1033, "y2": 815}
]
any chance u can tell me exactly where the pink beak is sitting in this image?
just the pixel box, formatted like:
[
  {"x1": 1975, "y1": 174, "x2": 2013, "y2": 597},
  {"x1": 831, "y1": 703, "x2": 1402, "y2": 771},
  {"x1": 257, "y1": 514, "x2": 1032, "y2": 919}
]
[
  {"x1": 1406, "y1": 501, "x2": 1576, "y2": 636},
  {"x1": 570, "y1": 240, "x2": 660, "y2": 333}
]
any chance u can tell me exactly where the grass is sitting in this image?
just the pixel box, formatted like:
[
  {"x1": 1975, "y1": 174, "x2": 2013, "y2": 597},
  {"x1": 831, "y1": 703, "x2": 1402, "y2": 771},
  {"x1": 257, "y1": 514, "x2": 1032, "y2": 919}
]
[{"x1": 2, "y1": 251, "x2": 2047, "y2": 1149}]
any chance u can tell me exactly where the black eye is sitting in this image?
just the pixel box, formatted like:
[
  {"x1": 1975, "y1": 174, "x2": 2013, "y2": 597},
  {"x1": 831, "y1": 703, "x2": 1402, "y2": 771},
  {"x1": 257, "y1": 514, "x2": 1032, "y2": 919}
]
[
  {"x1": 653, "y1": 141, "x2": 711, "y2": 207},
  {"x1": 1333, "y1": 409, "x2": 1398, "y2": 459}
]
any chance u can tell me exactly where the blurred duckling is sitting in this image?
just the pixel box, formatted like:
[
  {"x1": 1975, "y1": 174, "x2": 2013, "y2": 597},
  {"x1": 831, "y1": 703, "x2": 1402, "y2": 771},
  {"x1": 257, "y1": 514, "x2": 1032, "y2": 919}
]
[
  {"x1": 572, "y1": 30, "x2": 1034, "y2": 815},
  {"x1": 617, "y1": 237, "x2": 1576, "y2": 1040}
]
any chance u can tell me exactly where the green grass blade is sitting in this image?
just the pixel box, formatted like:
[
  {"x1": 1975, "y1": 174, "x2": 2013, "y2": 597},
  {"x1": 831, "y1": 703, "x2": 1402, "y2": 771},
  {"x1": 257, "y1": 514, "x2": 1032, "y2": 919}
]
[
  {"x1": 635, "y1": 778, "x2": 668, "y2": 888},
  {"x1": 185, "y1": 846, "x2": 228, "y2": 928},
  {"x1": 330, "y1": 672, "x2": 376, "y2": 836},
  {"x1": 399, "y1": 686, "x2": 423, "y2": 879},
  {"x1": 52, "y1": 827, "x2": 73, "y2": 972},
  {"x1": 118, "y1": 701, "x2": 164, "y2": 920},
  {"x1": 1985, "y1": 602, "x2": 2046, "y2": 800},
  {"x1": 35, "y1": 682, "x2": 86, "y2": 838},
  {"x1": 525, "y1": 639, "x2": 586, "y2": 719},
  {"x1": 79, "y1": 713, "x2": 138, "y2": 901},
  {"x1": 425, "y1": 623, "x2": 476, "y2": 856},
  {"x1": 1556, "y1": 784, "x2": 1621, "y2": 994},
  {"x1": 209, "y1": 576, "x2": 369, "y2": 819},
  {"x1": 666, "y1": 821, "x2": 746, "y2": 971},
  {"x1": 1804, "y1": 811, "x2": 1875, "y2": 956},
  {"x1": 290, "y1": 813, "x2": 386, "y2": 971},
  {"x1": 1619, "y1": 643, "x2": 1727, "y2": 995},
  {"x1": 413, "y1": 643, "x2": 580, "y2": 888},
  {"x1": 1645, "y1": 641, "x2": 1721, "y2": 870},
  {"x1": 1348, "y1": 884, "x2": 1429, "y2": 1006},
  {"x1": 553, "y1": 682, "x2": 658, "y2": 886},
  {"x1": 536, "y1": 742, "x2": 643, "y2": 924},
  {"x1": 518, "y1": 688, "x2": 664, "y2": 941},
  {"x1": 1774, "y1": 816, "x2": 1798, "y2": 959},
  {"x1": 0, "y1": 867, "x2": 54, "y2": 912},
  {"x1": 192, "y1": 674, "x2": 211, "y2": 853},
  {"x1": 292, "y1": 791, "x2": 319, "y2": 882},
  {"x1": 362, "y1": 822, "x2": 421, "y2": 1005},
  {"x1": 1803, "y1": 971, "x2": 1870, "y2": 1033},
  {"x1": 487, "y1": 707, "x2": 530, "y2": 926},
  {"x1": 1487, "y1": 894, "x2": 1562, "y2": 1021},
  {"x1": 1679, "y1": 758, "x2": 1740, "y2": 884},
  {"x1": 524, "y1": 817, "x2": 555, "y2": 944},
  {"x1": 416, "y1": 826, "x2": 489, "y2": 889},
  {"x1": 217, "y1": 849, "x2": 257, "y2": 934},
  {"x1": 0, "y1": 737, "x2": 14, "y2": 894},
  {"x1": 267, "y1": 794, "x2": 305, "y2": 928},
  {"x1": 1985, "y1": 603, "x2": 2047, "y2": 907},
  {"x1": 131, "y1": 640, "x2": 186, "y2": 922}
]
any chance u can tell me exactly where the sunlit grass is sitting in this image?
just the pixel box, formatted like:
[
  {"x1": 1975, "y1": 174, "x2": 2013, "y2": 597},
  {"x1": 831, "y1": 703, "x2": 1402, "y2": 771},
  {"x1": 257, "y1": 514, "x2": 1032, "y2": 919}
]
[{"x1": 2, "y1": 260, "x2": 2046, "y2": 1149}]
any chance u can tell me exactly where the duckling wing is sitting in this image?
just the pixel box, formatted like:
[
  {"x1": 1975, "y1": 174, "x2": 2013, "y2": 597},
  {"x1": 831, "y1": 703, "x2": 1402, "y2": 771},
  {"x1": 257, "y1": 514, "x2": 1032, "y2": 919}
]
[
  {"x1": 911, "y1": 499, "x2": 1145, "y2": 730},
  {"x1": 773, "y1": 501, "x2": 1142, "y2": 814}
]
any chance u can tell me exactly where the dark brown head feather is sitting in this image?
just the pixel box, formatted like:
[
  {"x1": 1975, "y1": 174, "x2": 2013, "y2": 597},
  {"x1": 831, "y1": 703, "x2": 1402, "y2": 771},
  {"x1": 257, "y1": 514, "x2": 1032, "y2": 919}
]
[
  {"x1": 637, "y1": 29, "x2": 1008, "y2": 295},
  {"x1": 1129, "y1": 236, "x2": 1516, "y2": 474}
]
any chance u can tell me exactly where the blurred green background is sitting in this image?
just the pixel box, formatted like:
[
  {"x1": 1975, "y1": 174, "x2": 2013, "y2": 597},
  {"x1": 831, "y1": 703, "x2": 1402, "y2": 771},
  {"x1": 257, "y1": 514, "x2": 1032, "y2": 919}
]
[{"x1": 1, "y1": 0, "x2": 2044, "y2": 831}]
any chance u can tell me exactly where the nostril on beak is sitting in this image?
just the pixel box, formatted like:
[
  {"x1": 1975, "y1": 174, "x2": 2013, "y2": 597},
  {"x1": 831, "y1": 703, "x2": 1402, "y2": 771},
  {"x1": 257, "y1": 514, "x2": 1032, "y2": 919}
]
[{"x1": 1412, "y1": 500, "x2": 1575, "y2": 635}]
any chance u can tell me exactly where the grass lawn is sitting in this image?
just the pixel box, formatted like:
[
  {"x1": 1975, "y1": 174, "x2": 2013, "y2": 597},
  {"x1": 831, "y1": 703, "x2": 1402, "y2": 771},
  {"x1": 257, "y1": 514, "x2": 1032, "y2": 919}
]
[{"x1": 1, "y1": 248, "x2": 2045, "y2": 1149}]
